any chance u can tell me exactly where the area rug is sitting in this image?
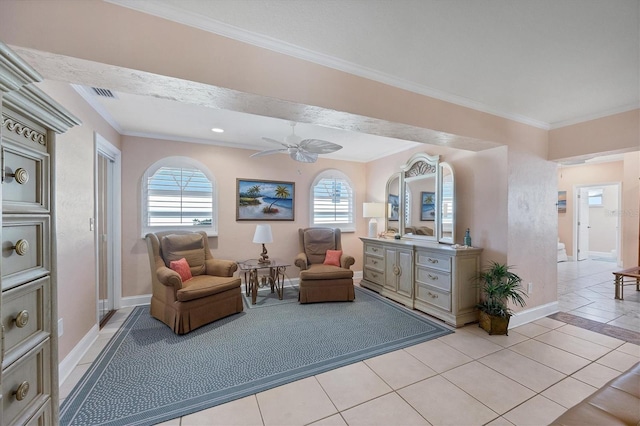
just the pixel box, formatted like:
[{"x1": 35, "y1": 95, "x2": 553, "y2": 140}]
[{"x1": 60, "y1": 287, "x2": 452, "y2": 426}]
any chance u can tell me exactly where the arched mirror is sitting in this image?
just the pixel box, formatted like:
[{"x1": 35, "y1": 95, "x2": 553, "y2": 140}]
[
  {"x1": 385, "y1": 173, "x2": 401, "y2": 234},
  {"x1": 438, "y1": 162, "x2": 455, "y2": 244},
  {"x1": 400, "y1": 153, "x2": 439, "y2": 241}
]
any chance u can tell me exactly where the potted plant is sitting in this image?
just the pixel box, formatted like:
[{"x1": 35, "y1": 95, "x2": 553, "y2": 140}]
[{"x1": 475, "y1": 261, "x2": 527, "y2": 335}]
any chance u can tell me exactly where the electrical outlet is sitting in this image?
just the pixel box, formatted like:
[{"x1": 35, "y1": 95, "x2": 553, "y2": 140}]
[
  {"x1": 528, "y1": 282, "x2": 533, "y2": 294},
  {"x1": 58, "y1": 318, "x2": 64, "y2": 337}
]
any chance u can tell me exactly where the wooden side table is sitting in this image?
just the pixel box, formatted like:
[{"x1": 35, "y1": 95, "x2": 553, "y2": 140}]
[
  {"x1": 613, "y1": 266, "x2": 640, "y2": 300},
  {"x1": 237, "y1": 259, "x2": 289, "y2": 305}
]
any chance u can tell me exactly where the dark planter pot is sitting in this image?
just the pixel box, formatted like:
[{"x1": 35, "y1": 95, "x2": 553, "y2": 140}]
[{"x1": 478, "y1": 311, "x2": 511, "y2": 335}]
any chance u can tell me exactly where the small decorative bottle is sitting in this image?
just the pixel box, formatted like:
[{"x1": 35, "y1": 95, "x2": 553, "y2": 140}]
[{"x1": 463, "y1": 228, "x2": 472, "y2": 247}]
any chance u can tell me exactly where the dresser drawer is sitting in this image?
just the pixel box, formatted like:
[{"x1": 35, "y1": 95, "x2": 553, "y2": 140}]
[
  {"x1": 415, "y1": 250, "x2": 451, "y2": 272},
  {"x1": 364, "y1": 243, "x2": 383, "y2": 257},
  {"x1": 2, "y1": 277, "x2": 50, "y2": 368},
  {"x1": 24, "y1": 398, "x2": 51, "y2": 426},
  {"x1": 364, "y1": 254, "x2": 384, "y2": 270},
  {"x1": 416, "y1": 266, "x2": 451, "y2": 292},
  {"x1": 363, "y1": 267, "x2": 384, "y2": 285},
  {"x1": 2, "y1": 216, "x2": 50, "y2": 291},
  {"x1": 415, "y1": 283, "x2": 451, "y2": 311},
  {"x1": 2, "y1": 339, "x2": 51, "y2": 426},
  {"x1": 2, "y1": 140, "x2": 49, "y2": 213}
]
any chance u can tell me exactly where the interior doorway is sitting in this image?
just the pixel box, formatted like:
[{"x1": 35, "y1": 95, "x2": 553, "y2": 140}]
[
  {"x1": 95, "y1": 133, "x2": 122, "y2": 327},
  {"x1": 574, "y1": 183, "x2": 621, "y2": 265}
]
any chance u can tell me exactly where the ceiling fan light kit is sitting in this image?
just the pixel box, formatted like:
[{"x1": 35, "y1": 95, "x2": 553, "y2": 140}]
[{"x1": 250, "y1": 122, "x2": 342, "y2": 163}]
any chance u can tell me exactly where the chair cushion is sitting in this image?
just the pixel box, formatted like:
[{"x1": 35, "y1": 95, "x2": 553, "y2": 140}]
[
  {"x1": 169, "y1": 258, "x2": 192, "y2": 282},
  {"x1": 161, "y1": 233, "x2": 206, "y2": 276},
  {"x1": 323, "y1": 250, "x2": 342, "y2": 267},
  {"x1": 300, "y1": 264, "x2": 354, "y2": 280},
  {"x1": 176, "y1": 275, "x2": 241, "y2": 302},
  {"x1": 303, "y1": 228, "x2": 337, "y2": 264}
]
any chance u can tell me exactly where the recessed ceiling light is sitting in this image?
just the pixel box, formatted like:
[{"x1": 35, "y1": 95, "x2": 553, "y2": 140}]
[{"x1": 211, "y1": 128, "x2": 224, "y2": 133}]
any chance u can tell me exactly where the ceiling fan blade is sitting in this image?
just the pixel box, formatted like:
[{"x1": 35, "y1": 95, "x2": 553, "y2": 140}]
[
  {"x1": 250, "y1": 148, "x2": 287, "y2": 158},
  {"x1": 262, "y1": 137, "x2": 290, "y2": 148},
  {"x1": 291, "y1": 150, "x2": 318, "y2": 163},
  {"x1": 299, "y1": 139, "x2": 343, "y2": 154}
]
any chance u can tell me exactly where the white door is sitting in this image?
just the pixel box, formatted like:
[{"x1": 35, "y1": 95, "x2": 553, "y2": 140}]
[{"x1": 577, "y1": 187, "x2": 590, "y2": 261}]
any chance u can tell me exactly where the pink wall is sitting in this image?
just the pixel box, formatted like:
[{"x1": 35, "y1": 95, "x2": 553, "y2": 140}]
[
  {"x1": 121, "y1": 136, "x2": 367, "y2": 297},
  {"x1": 34, "y1": 80, "x2": 121, "y2": 359},
  {"x1": 549, "y1": 109, "x2": 640, "y2": 161}
]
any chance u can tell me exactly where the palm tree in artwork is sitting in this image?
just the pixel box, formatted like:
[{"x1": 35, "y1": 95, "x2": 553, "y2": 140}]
[
  {"x1": 246, "y1": 185, "x2": 262, "y2": 198},
  {"x1": 265, "y1": 185, "x2": 291, "y2": 213}
]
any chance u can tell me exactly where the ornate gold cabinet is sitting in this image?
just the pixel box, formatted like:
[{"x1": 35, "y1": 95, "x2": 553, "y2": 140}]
[
  {"x1": 1, "y1": 43, "x2": 79, "y2": 425},
  {"x1": 360, "y1": 237, "x2": 481, "y2": 327}
]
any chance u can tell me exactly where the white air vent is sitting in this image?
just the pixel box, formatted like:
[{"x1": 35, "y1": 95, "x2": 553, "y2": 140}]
[{"x1": 91, "y1": 87, "x2": 117, "y2": 98}]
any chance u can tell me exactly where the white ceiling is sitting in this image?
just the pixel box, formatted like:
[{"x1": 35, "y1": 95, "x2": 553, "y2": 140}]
[{"x1": 77, "y1": 0, "x2": 639, "y2": 162}]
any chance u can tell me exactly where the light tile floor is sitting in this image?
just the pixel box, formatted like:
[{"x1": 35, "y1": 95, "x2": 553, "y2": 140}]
[{"x1": 60, "y1": 259, "x2": 640, "y2": 426}]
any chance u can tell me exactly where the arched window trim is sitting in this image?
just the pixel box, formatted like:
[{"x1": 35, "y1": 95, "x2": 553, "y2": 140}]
[
  {"x1": 309, "y1": 169, "x2": 355, "y2": 232},
  {"x1": 141, "y1": 156, "x2": 218, "y2": 237}
]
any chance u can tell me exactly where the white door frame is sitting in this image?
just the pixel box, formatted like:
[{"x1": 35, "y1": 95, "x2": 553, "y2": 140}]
[
  {"x1": 94, "y1": 132, "x2": 122, "y2": 321},
  {"x1": 572, "y1": 182, "x2": 622, "y2": 265}
]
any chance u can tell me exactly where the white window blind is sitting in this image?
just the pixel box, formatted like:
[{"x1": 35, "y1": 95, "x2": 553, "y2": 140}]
[
  {"x1": 311, "y1": 171, "x2": 354, "y2": 229},
  {"x1": 142, "y1": 157, "x2": 217, "y2": 235}
]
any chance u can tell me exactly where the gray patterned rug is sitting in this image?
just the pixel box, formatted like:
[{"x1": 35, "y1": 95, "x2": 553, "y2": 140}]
[{"x1": 60, "y1": 287, "x2": 452, "y2": 425}]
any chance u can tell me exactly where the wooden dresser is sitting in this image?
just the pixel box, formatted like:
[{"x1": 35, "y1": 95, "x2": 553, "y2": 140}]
[
  {"x1": 361, "y1": 237, "x2": 482, "y2": 327},
  {"x1": 0, "y1": 43, "x2": 79, "y2": 425}
]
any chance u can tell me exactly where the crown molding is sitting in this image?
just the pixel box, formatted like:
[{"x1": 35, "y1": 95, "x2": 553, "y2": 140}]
[
  {"x1": 106, "y1": 0, "x2": 550, "y2": 130},
  {"x1": 549, "y1": 103, "x2": 640, "y2": 130}
]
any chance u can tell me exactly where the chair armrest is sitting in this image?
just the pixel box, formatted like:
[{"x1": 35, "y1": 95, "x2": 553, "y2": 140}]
[
  {"x1": 341, "y1": 254, "x2": 355, "y2": 270},
  {"x1": 206, "y1": 258, "x2": 238, "y2": 277},
  {"x1": 294, "y1": 252, "x2": 309, "y2": 270},
  {"x1": 156, "y1": 266, "x2": 183, "y2": 290}
]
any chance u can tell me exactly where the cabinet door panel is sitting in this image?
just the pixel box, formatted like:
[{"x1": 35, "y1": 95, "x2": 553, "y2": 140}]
[
  {"x1": 383, "y1": 248, "x2": 398, "y2": 291},
  {"x1": 397, "y1": 250, "x2": 413, "y2": 297}
]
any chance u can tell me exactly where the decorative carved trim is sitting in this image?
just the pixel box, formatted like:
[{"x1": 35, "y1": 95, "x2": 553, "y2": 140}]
[
  {"x1": 2, "y1": 116, "x2": 46, "y2": 146},
  {"x1": 404, "y1": 160, "x2": 436, "y2": 178}
]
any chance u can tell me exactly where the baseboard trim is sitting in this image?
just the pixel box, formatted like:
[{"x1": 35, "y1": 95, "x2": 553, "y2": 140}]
[
  {"x1": 59, "y1": 324, "x2": 99, "y2": 386},
  {"x1": 120, "y1": 294, "x2": 151, "y2": 308},
  {"x1": 509, "y1": 301, "x2": 560, "y2": 329}
]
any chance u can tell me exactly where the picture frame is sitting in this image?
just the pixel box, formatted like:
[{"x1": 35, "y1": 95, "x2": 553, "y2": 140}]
[
  {"x1": 420, "y1": 191, "x2": 436, "y2": 221},
  {"x1": 557, "y1": 191, "x2": 567, "y2": 213},
  {"x1": 388, "y1": 194, "x2": 399, "y2": 221},
  {"x1": 236, "y1": 179, "x2": 295, "y2": 221}
]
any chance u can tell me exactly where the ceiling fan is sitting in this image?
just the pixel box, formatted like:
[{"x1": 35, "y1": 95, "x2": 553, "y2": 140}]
[{"x1": 250, "y1": 122, "x2": 342, "y2": 163}]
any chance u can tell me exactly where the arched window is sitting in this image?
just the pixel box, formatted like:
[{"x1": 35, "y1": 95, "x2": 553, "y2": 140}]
[
  {"x1": 141, "y1": 156, "x2": 217, "y2": 236},
  {"x1": 310, "y1": 169, "x2": 355, "y2": 231}
]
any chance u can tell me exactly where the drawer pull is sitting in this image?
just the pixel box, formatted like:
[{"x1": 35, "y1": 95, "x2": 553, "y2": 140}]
[
  {"x1": 427, "y1": 258, "x2": 439, "y2": 264},
  {"x1": 13, "y1": 381, "x2": 29, "y2": 401},
  {"x1": 8, "y1": 167, "x2": 29, "y2": 185},
  {"x1": 12, "y1": 239, "x2": 29, "y2": 256},
  {"x1": 427, "y1": 291, "x2": 439, "y2": 299},
  {"x1": 371, "y1": 259, "x2": 378, "y2": 265},
  {"x1": 14, "y1": 310, "x2": 29, "y2": 328},
  {"x1": 371, "y1": 273, "x2": 378, "y2": 278},
  {"x1": 370, "y1": 247, "x2": 379, "y2": 253},
  {"x1": 428, "y1": 274, "x2": 439, "y2": 281},
  {"x1": 393, "y1": 265, "x2": 401, "y2": 276}
]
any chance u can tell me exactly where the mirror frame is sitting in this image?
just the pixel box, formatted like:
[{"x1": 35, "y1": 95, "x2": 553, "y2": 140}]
[
  {"x1": 384, "y1": 172, "x2": 402, "y2": 234},
  {"x1": 399, "y1": 153, "x2": 440, "y2": 242},
  {"x1": 437, "y1": 162, "x2": 455, "y2": 244}
]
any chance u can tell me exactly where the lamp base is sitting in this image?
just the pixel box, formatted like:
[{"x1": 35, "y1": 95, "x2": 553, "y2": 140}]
[
  {"x1": 258, "y1": 244, "x2": 270, "y2": 264},
  {"x1": 368, "y1": 218, "x2": 378, "y2": 238}
]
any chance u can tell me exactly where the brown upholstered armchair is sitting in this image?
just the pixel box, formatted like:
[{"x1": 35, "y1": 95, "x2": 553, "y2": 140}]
[
  {"x1": 294, "y1": 227, "x2": 355, "y2": 303},
  {"x1": 145, "y1": 230, "x2": 243, "y2": 334}
]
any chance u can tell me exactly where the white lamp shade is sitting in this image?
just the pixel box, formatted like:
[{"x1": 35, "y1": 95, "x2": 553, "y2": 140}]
[
  {"x1": 253, "y1": 224, "x2": 273, "y2": 244},
  {"x1": 363, "y1": 202, "x2": 385, "y2": 218}
]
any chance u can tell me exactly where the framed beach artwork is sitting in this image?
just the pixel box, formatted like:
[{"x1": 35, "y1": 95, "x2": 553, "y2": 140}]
[
  {"x1": 388, "y1": 194, "x2": 399, "y2": 221},
  {"x1": 420, "y1": 191, "x2": 436, "y2": 221},
  {"x1": 557, "y1": 191, "x2": 567, "y2": 213},
  {"x1": 236, "y1": 179, "x2": 295, "y2": 221}
]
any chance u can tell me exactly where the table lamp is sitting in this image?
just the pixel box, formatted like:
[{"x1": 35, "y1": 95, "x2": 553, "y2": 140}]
[
  {"x1": 253, "y1": 224, "x2": 273, "y2": 264},
  {"x1": 363, "y1": 202, "x2": 385, "y2": 238}
]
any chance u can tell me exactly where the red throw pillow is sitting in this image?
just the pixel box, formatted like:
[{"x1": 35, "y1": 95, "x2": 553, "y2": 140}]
[
  {"x1": 323, "y1": 250, "x2": 342, "y2": 267},
  {"x1": 169, "y1": 257, "x2": 192, "y2": 282}
]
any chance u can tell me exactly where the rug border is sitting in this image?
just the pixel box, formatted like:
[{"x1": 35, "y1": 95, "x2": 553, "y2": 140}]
[{"x1": 60, "y1": 286, "x2": 453, "y2": 426}]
